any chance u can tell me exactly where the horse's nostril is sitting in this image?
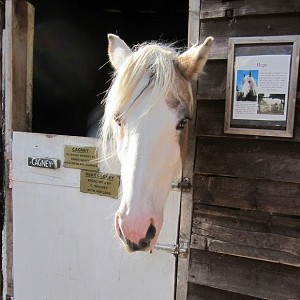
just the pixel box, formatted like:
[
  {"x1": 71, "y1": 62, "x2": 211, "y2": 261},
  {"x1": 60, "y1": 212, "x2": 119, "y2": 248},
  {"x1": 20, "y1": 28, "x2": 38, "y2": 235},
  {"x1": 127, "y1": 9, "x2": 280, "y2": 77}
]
[
  {"x1": 138, "y1": 224, "x2": 156, "y2": 249},
  {"x1": 146, "y1": 224, "x2": 156, "y2": 240}
]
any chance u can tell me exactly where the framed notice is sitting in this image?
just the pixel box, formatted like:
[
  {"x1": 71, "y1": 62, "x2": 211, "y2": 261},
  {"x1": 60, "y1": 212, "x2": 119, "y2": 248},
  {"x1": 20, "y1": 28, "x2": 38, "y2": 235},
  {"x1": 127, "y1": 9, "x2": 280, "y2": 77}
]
[{"x1": 224, "y1": 36, "x2": 300, "y2": 137}]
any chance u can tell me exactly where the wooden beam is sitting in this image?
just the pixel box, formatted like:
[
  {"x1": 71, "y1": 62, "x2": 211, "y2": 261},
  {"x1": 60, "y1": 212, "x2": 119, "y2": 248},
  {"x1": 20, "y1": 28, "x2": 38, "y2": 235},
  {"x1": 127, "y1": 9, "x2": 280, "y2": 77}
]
[
  {"x1": 200, "y1": 16, "x2": 300, "y2": 59},
  {"x1": 195, "y1": 99, "x2": 300, "y2": 142},
  {"x1": 188, "y1": 282, "x2": 262, "y2": 300},
  {"x1": 195, "y1": 137, "x2": 300, "y2": 183},
  {"x1": 194, "y1": 175, "x2": 300, "y2": 216},
  {"x1": 176, "y1": 1, "x2": 200, "y2": 300},
  {"x1": 200, "y1": 0, "x2": 300, "y2": 20},
  {"x1": 191, "y1": 204, "x2": 300, "y2": 266},
  {"x1": 189, "y1": 249, "x2": 300, "y2": 299},
  {"x1": 2, "y1": 0, "x2": 34, "y2": 297}
]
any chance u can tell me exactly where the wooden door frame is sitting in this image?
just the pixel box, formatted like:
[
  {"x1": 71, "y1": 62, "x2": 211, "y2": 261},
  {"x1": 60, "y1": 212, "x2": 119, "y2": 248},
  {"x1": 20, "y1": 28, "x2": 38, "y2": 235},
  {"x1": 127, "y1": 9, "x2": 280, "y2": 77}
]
[
  {"x1": 0, "y1": 2, "x2": 5, "y2": 298},
  {"x1": 2, "y1": 1, "x2": 198, "y2": 298},
  {"x1": 176, "y1": 0, "x2": 200, "y2": 299},
  {"x1": 2, "y1": 0, "x2": 34, "y2": 298}
]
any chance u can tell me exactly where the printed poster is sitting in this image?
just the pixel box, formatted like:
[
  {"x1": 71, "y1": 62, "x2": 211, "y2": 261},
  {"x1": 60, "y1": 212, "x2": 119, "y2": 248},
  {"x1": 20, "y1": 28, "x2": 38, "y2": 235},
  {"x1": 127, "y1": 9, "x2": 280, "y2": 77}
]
[{"x1": 232, "y1": 55, "x2": 291, "y2": 121}]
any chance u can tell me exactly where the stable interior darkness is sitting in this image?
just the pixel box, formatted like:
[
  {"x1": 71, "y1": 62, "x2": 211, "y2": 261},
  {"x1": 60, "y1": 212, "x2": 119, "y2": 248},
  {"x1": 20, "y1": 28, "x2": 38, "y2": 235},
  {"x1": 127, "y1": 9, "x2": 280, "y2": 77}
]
[{"x1": 28, "y1": 0, "x2": 188, "y2": 136}]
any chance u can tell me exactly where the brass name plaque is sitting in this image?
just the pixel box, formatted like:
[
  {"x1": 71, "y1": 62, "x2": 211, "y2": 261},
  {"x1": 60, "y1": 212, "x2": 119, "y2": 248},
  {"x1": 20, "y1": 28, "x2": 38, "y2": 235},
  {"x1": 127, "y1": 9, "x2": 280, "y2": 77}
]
[
  {"x1": 64, "y1": 146, "x2": 99, "y2": 171},
  {"x1": 80, "y1": 170, "x2": 120, "y2": 199}
]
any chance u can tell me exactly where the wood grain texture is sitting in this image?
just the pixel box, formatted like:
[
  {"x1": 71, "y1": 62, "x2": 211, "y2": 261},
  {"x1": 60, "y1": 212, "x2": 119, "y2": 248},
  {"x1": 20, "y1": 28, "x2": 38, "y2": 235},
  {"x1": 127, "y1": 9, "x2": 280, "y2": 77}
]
[
  {"x1": 200, "y1": 16, "x2": 300, "y2": 59},
  {"x1": 196, "y1": 100, "x2": 300, "y2": 141},
  {"x1": 187, "y1": 283, "x2": 262, "y2": 300},
  {"x1": 11, "y1": 0, "x2": 34, "y2": 131},
  {"x1": 3, "y1": 1, "x2": 34, "y2": 297},
  {"x1": 198, "y1": 60, "x2": 227, "y2": 99},
  {"x1": 189, "y1": 1, "x2": 300, "y2": 299},
  {"x1": 191, "y1": 204, "x2": 300, "y2": 266},
  {"x1": 189, "y1": 249, "x2": 300, "y2": 299},
  {"x1": 176, "y1": 0, "x2": 201, "y2": 299},
  {"x1": 193, "y1": 175, "x2": 300, "y2": 216},
  {"x1": 200, "y1": 0, "x2": 300, "y2": 20},
  {"x1": 196, "y1": 99, "x2": 225, "y2": 135},
  {"x1": 195, "y1": 137, "x2": 300, "y2": 182}
]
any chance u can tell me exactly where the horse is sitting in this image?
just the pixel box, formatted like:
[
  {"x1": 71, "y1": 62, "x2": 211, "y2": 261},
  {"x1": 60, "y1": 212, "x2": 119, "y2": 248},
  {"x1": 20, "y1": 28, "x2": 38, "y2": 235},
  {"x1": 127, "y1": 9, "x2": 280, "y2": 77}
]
[
  {"x1": 260, "y1": 97, "x2": 284, "y2": 112},
  {"x1": 241, "y1": 72, "x2": 258, "y2": 100},
  {"x1": 100, "y1": 34, "x2": 213, "y2": 252}
]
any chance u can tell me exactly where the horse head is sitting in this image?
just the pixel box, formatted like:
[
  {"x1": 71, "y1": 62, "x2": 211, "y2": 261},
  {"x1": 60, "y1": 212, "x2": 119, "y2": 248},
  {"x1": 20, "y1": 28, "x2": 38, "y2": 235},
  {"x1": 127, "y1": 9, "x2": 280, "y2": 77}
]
[
  {"x1": 101, "y1": 34, "x2": 213, "y2": 252},
  {"x1": 241, "y1": 72, "x2": 258, "y2": 99}
]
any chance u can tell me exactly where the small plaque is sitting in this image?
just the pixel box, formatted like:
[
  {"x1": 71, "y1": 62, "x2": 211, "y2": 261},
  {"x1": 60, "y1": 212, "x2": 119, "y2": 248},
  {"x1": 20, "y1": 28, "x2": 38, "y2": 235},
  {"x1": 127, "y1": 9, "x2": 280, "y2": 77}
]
[
  {"x1": 80, "y1": 170, "x2": 120, "y2": 199},
  {"x1": 28, "y1": 157, "x2": 60, "y2": 169},
  {"x1": 64, "y1": 146, "x2": 99, "y2": 171}
]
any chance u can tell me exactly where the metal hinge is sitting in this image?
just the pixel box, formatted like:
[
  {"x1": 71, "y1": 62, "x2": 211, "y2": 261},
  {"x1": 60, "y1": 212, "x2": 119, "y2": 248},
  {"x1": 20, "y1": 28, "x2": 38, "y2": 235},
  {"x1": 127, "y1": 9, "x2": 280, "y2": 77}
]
[
  {"x1": 171, "y1": 177, "x2": 191, "y2": 192},
  {"x1": 153, "y1": 242, "x2": 189, "y2": 257}
]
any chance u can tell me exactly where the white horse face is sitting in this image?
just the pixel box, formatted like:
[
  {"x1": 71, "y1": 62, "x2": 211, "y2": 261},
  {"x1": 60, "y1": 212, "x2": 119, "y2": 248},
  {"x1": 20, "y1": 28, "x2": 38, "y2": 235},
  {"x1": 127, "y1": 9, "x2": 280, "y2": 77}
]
[
  {"x1": 241, "y1": 74, "x2": 257, "y2": 98},
  {"x1": 241, "y1": 75, "x2": 251, "y2": 97},
  {"x1": 114, "y1": 74, "x2": 190, "y2": 251},
  {"x1": 103, "y1": 34, "x2": 213, "y2": 252}
]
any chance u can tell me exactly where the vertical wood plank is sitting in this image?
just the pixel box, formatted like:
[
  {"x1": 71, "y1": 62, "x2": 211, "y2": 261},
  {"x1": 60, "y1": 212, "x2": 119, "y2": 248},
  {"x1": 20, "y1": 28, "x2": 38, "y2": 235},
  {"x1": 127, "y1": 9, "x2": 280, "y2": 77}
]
[
  {"x1": 176, "y1": 1, "x2": 200, "y2": 299},
  {"x1": 2, "y1": 0, "x2": 34, "y2": 297},
  {"x1": 11, "y1": 0, "x2": 34, "y2": 132},
  {"x1": 0, "y1": 1, "x2": 5, "y2": 297}
]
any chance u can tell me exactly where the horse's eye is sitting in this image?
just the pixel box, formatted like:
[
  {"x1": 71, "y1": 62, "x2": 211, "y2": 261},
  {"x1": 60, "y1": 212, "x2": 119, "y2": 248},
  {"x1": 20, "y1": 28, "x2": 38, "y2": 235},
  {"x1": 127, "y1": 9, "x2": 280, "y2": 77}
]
[
  {"x1": 114, "y1": 115, "x2": 122, "y2": 126},
  {"x1": 176, "y1": 117, "x2": 190, "y2": 130}
]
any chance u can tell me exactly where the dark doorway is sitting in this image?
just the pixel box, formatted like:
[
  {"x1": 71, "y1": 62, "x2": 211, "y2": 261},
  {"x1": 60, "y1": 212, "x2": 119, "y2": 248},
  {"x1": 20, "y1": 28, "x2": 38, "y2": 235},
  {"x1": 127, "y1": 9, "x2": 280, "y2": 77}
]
[{"x1": 28, "y1": 0, "x2": 188, "y2": 136}]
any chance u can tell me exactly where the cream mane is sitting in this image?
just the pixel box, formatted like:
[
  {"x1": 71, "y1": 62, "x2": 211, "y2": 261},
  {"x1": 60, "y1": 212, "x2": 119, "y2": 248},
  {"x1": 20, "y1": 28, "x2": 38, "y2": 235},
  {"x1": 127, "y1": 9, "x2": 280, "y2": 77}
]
[{"x1": 101, "y1": 42, "x2": 186, "y2": 159}]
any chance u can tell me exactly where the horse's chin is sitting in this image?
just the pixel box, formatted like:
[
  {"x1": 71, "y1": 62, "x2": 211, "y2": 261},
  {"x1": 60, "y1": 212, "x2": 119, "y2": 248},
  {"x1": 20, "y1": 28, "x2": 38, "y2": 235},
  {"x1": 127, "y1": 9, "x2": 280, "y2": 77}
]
[{"x1": 121, "y1": 235, "x2": 160, "y2": 253}]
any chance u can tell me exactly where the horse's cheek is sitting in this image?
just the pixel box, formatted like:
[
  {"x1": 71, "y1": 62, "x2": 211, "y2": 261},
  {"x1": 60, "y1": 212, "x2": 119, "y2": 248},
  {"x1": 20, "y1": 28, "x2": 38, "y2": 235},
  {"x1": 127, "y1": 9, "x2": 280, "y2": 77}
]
[{"x1": 169, "y1": 143, "x2": 181, "y2": 170}]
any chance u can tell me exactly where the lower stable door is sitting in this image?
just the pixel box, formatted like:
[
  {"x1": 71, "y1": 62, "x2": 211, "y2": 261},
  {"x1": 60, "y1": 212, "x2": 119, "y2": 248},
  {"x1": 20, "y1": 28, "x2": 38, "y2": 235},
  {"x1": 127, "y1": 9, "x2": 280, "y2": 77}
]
[{"x1": 12, "y1": 132, "x2": 181, "y2": 300}]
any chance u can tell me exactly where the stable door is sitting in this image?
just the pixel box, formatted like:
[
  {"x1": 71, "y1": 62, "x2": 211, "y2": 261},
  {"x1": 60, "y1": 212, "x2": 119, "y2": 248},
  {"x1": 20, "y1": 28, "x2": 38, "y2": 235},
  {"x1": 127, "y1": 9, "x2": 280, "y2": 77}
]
[{"x1": 12, "y1": 132, "x2": 181, "y2": 300}]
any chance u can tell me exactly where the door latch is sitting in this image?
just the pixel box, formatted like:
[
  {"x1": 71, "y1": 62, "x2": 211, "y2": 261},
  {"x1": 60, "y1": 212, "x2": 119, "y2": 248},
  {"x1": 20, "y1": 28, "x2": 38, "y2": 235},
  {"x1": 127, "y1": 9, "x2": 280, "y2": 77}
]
[
  {"x1": 153, "y1": 242, "x2": 189, "y2": 257},
  {"x1": 171, "y1": 177, "x2": 191, "y2": 192}
]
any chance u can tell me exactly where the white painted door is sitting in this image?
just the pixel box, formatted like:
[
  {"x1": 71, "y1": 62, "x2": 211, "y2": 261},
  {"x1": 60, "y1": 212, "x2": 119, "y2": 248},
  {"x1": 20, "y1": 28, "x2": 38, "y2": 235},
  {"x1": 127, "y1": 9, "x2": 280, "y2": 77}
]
[{"x1": 11, "y1": 131, "x2": 181, "y2": 300}]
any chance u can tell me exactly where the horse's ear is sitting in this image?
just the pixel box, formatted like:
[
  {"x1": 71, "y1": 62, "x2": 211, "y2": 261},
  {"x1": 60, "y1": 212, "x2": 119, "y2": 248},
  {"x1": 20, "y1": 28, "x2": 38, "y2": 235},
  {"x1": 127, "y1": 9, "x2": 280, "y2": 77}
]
[
  {"x1": 108, "y1": 34, "x2": 132, "y2": 70},
  {"x1": 176, "y1": 36, "x2": 214, "y2": 81}
]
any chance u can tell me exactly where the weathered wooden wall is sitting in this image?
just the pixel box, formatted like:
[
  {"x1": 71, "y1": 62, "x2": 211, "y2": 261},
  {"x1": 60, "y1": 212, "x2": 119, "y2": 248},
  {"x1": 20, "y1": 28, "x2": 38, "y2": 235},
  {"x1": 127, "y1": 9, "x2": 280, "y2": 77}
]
[
  {"x1": 0, "y1": 2, "x2": 5, "y2": 298},
  {"x1": 188, "y1": 0, "x2": 300, "y2": 299},
  {"x1": 2, "y1": 1, "x2": 34, "y2": 297}
]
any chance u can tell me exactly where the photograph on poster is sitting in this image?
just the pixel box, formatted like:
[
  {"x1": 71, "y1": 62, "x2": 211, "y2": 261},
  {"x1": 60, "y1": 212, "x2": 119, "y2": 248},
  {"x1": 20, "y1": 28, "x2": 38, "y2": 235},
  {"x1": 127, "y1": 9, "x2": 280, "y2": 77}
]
[
  {"x1": 224, "y1": 36, "x2": 300, "y2": 138},
  {"x1": 236, "y1": 70, "x2": 258, "y2": 102},
  {"x1": 233, "y1": 55, "x2": 290, "y2": 122}
]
